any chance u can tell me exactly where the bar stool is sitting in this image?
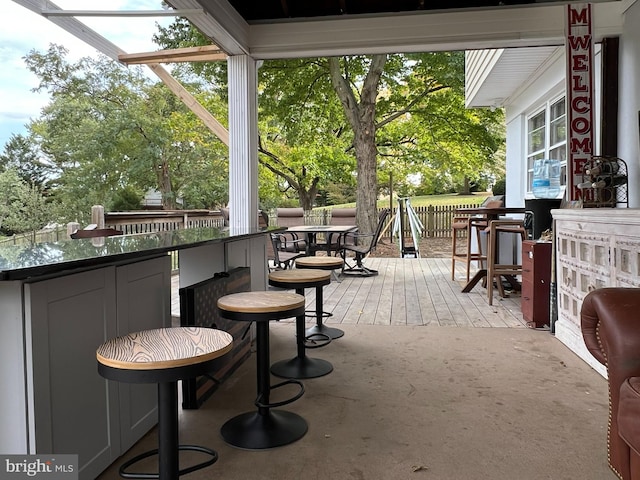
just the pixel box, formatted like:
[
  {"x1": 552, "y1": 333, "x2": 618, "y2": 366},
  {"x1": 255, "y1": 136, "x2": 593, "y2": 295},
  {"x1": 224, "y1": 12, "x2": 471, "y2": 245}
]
[
  {"x1": 217, "y1": 291, "x2": 308, "y2": 450},
  {"x1": 268, "y1": 269, "x2": 334, "y2": 379},
  {"x1": 295, "y1": 256, "x2": 345, "y2": 340},
  {"x1": 451, "y1": 215, "x2": 487, "y2": 282},
  {"x1": 486, "y1": 219, "x2": 527, "y2": 306},
  {"x1": 96, "y1": 327, "x2": 233, "y2": 480}
]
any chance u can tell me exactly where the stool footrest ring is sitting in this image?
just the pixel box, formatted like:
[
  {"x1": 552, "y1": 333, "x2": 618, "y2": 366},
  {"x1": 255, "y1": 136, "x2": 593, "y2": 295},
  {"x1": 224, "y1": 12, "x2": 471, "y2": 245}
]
[
  {"x1": 255, "y1": 379, "x2": 305, "y2": 409},
  {"x1": 119, "y1": 445, "x2": 218, "y2": 479},
  {"x1": 304, "y1": 309, "x2": 333, "y2": 319},
  {"x1": 305, "y1": 324, "x2": 345, "y2": 340},
  {"x1": 303, "y1": 332, "x2": 331, "y2": 349}
]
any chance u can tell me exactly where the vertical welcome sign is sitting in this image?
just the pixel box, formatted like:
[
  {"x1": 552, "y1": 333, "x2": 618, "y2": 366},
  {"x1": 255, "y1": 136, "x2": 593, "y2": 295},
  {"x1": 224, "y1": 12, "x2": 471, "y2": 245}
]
[{"x1": 566, "y1": 4, "x2": 595, "y2": 202}]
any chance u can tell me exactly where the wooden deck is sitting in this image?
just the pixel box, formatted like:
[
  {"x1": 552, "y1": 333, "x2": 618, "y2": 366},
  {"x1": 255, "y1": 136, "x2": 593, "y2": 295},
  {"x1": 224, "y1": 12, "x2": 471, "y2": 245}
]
[{"x1": 171, "y1": 257, "x2": 527, "y2": 328}]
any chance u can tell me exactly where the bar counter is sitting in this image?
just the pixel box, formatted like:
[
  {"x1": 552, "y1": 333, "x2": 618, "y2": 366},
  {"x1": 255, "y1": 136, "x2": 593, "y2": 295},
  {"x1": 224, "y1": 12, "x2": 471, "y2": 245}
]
[
  {"x1": 0, "y1": 226, "x2": 276, "y2": 281},
  {"x1": 0, "y1": 226, "x2": 274, "y2": 479}
]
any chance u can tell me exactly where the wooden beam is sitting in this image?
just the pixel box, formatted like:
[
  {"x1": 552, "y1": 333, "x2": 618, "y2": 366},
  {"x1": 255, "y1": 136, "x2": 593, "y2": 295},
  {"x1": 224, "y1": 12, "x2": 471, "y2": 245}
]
[
  {"x1": 41, "y1": 9, "x2": 203, "y2": 17},
  {"x1": 119, "y1": 45, "x2": 227, "y2": 65},
  {"x1": 12, "y1": 0, "x2": 229, "y2": 147},
  {"x1": 147, "y1": 63, "x2": 229, "y2": 146},
  {"x1": 601, "y1": 37, "x2": 619, "y2": 157}
]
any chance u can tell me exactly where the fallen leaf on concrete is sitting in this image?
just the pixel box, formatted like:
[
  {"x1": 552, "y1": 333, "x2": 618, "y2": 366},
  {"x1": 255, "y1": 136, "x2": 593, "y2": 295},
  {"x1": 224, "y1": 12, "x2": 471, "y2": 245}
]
[{"x1": 411, "y1": 465, "x2": 429, "y2": 472}]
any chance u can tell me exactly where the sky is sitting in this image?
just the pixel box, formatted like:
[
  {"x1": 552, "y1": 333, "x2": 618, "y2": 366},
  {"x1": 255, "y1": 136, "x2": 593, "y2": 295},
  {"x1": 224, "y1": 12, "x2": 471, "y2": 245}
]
[{"x1": 0, "y1": 0, "x2": 173, "y2": 149}]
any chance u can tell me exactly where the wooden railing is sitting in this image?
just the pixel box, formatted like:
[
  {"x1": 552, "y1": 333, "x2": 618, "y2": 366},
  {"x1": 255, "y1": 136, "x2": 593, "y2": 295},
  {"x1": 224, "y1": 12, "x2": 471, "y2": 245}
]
[
  {"x1": 0, "y1": 203, "x2": 480, "y2": 248},
  {"x1": 301, "y1": 204, "x2": 480, "y2": 239},
  {"x1": 104, "y1": 210, "x2": 224, "y2": 233},
  {"x1": 387, "y1": 204, "x2": 481, "y2": 239},
  {"x1": 0, "y1": 226, "x2": 67, "y2": 246}
]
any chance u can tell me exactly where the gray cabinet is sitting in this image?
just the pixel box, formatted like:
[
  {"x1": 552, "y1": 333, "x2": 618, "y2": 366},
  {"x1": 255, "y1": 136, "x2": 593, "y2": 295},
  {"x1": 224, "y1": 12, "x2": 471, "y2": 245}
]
[
  {"x1": 116, "y1": 258, "x2": 171, "y2": 451},
  {"x1": 24, "y1": 256, "x2": 170, "y2": 480}
]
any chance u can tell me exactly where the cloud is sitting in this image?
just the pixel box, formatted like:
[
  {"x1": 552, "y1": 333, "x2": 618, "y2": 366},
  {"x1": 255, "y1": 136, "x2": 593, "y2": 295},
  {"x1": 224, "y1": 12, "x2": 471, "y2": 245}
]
[{"x1": 0, "y1": 0, "x2": 173, "y2": 149}]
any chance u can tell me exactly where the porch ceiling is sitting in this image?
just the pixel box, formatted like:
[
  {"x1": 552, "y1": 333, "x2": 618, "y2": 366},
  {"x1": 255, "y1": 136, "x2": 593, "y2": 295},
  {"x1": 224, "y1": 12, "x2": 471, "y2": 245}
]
[{"x1": 213, "y1": 0, "x2": 606, "y2": 23}]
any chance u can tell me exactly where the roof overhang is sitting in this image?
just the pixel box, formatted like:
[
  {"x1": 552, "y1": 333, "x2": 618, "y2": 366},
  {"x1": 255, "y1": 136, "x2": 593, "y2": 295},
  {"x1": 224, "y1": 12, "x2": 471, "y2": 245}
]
[
  {"x1": 12, "y1": 0, "x2": 632, "y2": 114},
  {"x1": 168, "y1": 0, "x2": 625, "y2": 59},
  {"x1": 465, "y1": 46, "x2": 563, "y2": 108}
]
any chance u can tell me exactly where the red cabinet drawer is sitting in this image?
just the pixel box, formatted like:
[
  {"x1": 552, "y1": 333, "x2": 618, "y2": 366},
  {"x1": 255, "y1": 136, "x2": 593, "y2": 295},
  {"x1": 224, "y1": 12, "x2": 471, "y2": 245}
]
[{"x1": 521, "y1": 241, "x2": 552, "y2": 328}]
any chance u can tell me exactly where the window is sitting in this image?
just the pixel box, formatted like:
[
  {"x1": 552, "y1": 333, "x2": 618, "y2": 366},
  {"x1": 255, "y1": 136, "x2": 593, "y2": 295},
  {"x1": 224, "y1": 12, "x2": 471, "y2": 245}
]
[{"x1": 526, "y1": 97, "x2": 567, "y2": 192}]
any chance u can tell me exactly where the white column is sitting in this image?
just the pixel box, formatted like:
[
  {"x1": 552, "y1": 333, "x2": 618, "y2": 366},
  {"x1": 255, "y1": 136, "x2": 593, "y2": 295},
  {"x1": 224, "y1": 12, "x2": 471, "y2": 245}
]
[
  {"x1": 227, "y1": 55, "x2": 259, "y2": 229},
  {"x1": 619, "y1": 2, "x2": 640, "y2": 208}
]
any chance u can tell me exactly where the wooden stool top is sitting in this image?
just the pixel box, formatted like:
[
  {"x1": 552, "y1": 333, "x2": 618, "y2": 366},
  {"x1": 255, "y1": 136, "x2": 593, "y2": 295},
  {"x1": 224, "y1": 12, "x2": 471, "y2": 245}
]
[
  {"x1": 96, "y1": 327, "x2": 233, "y2": 371},
  {"x1": 218, "y1": 291, "x2": 305, "y2": 314},
  {"x1": 295, "y1": 256, "x2": 344, "y2": 270},
  {"x1": 269, "y1": 269, "x2": 331, "y2": 285}
]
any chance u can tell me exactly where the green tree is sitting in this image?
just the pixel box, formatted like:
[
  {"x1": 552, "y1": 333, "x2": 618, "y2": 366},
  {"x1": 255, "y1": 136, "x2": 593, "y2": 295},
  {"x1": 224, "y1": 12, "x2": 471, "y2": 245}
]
[
  {"x1": 0, "y1": 169, "x2": 22, "y2": 232},
  {"x1": 110, "y1": 186, "x2": 143, "y2": 211},
  {"x1": 0, "y1": 169, "x2": 51, "y2": 240},
  {"x1": 0, "y1": 133, "x2": 54, "y2": 188},
  {"x1": 23, "y1": 44, "x2": 228, "y2": 220},
  {"x1": 154, "y1": 23, "x2": 504, "y2": 232}
]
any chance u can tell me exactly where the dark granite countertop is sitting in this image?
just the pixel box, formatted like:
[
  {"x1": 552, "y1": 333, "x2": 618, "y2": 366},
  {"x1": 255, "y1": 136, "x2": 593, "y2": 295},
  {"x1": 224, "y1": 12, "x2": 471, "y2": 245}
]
[{"x1": 0, "y1": 226, "x2": 278, "y2": 281}]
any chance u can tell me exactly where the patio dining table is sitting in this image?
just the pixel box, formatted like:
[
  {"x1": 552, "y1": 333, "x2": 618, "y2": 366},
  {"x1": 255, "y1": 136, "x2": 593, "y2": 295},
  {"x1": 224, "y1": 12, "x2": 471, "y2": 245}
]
[
  {"x1": 287, "y1": 225, "x2": 357, "y2": 256},
  {"x1": 454, "y1": 206, "x2": 526, "y2": 293}
]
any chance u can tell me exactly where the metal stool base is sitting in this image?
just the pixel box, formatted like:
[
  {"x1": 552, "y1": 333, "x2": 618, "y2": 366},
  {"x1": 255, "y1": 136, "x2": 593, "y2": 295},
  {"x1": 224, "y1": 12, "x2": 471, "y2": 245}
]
[
  {"x1": 119, "y1": 445, "x2": 218, "y2": 479},
  {"x1": 221, "y1": 410, "x2": 308, "y2": 450},
  {"x1": 306, "y1": 324, "x2": 344, "y2": 340},
  {"x1": 271, "y1": 356, "x2": 333, "y2": 379}
]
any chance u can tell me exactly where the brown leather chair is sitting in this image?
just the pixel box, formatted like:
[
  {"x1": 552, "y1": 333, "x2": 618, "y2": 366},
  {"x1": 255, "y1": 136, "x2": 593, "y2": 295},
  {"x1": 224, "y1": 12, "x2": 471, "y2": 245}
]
[{"x1": 581, "y1": 287, "x2": 640, "y2": 480}]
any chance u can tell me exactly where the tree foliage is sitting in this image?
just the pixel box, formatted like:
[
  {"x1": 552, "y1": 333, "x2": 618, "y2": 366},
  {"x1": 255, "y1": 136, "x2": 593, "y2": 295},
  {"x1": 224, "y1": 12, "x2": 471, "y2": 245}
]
[
  {"x1": 22, "y1": 44, "x2": 228, "y2": 223},
  {"x1": 154, "y1": 22, "x2": 504, "y2": 232},
  {"x1": 0, "y1": 133, "x2": 54, "y2": 188},
  {"x1": 0, "y1": 168, "x2": 50, "y2": 239}
]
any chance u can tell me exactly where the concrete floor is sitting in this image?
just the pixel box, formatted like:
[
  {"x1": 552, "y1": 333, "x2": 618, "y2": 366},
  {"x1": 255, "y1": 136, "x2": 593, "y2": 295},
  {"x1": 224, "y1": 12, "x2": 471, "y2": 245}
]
[{"x1": 97, "y1": 323, "x2": 615, "y2": 480}]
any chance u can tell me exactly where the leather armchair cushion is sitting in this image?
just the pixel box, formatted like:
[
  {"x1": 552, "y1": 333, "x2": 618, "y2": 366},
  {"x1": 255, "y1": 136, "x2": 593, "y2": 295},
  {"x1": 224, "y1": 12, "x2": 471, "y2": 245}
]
[{"x1": 619, "y1": 377, "x2": 640, "y2": 457}]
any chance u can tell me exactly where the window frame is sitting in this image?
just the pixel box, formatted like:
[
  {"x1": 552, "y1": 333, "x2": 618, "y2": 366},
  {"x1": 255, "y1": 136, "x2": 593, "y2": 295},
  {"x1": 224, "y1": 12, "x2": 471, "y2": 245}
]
[{"x1": 525, "y1": 95, "x2": 567, "y2": 194}]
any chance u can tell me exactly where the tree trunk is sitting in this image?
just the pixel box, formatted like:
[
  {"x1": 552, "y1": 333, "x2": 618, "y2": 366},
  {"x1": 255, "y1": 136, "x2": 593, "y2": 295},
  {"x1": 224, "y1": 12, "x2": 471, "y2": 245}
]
[
  {"x1": 157, "y1": 157, "x2": 175, "y2": 209},
  {"x1": 298, "y1": 184, "x2": 318, "y2": 211},
  {"x1": 328, "y1": 55, "x2": 387, "y2": 234},
  {"x1": 461, "y1": 176, "x2": 471, "y2": 195},
  {"x1": 354, "y1": 123, "x2": 378, "y2": 234}
]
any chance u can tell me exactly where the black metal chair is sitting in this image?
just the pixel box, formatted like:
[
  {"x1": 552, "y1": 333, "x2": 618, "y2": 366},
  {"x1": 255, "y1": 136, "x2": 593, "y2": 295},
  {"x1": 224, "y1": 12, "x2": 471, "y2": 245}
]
[
  {"x1": 269, "y1": 233, "x2": 306, "y2": 270},
  {"x1": 275, "y1": 208, "x2": 307, "y2": 253},
  {"x1": 338, "y1": 209, "x2": 390, "y2": 277}
]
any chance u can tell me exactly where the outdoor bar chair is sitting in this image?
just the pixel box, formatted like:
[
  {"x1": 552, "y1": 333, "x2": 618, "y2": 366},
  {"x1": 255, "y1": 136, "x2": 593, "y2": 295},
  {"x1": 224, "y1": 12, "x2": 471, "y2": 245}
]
[{"x1": 338, "y1": 209, "x2": 390, "y2": 277}]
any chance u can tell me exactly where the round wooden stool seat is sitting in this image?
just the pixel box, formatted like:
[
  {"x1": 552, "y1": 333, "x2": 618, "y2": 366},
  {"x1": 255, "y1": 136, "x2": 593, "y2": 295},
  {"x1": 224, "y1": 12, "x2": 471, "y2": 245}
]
[
  {"x1": 97, "y1": 327, "x2": 233, "y2": 382},
  {"x1": 268, "y1": 268, "x2": 331, "y2": 288},
  {"x1": 96, "y1": 327, "x2": 233, "y2": 480},
  {"x1": 295, "y1": 256, "x2": 344, "y2": 270},
  {"x1": 217, "y1": 291, "x2": 305, "y2": 319},
  {"x1": 217, "y1": 291, "x2": 308, "y2": 450}
]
